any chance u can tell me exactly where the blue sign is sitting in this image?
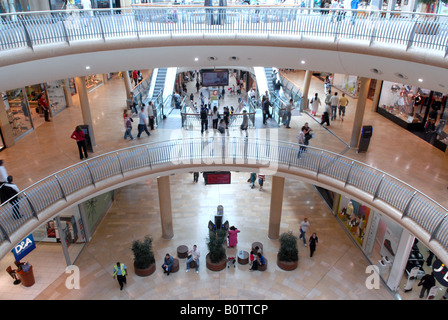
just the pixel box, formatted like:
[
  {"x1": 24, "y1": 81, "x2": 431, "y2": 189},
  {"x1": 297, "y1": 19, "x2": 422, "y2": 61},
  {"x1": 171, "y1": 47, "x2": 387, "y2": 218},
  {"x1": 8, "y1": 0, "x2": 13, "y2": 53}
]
[{"x1": 12, "y1": 234, "x2": 36, "y2": 261}]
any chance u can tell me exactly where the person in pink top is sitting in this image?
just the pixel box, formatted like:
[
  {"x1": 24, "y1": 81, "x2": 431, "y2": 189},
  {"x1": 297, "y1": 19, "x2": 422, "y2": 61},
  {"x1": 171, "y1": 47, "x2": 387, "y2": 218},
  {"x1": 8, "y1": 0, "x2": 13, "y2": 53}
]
[
  {"x1": 70, "y1": 126, "x2": 88, "y2": 160},
  {"x1": 228, "y1": 226, "x2": 240, "y2": 248}
]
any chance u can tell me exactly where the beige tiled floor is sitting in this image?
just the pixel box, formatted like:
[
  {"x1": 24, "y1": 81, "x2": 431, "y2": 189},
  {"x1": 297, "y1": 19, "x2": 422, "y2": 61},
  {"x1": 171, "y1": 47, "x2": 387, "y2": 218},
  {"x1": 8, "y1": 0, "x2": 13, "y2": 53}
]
[{"x1": 0, "y1": 69, "x2": 447, "y2": 300}]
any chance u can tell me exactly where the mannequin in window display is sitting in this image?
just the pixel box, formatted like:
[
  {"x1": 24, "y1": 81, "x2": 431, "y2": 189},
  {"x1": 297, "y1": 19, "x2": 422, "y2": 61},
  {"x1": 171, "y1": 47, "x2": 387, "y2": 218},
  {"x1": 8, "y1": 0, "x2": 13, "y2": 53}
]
[
  {"x1": 407, "y1": 90, "x2": 415, "y2": 116},
  {"x1": 413, "y1": 91, "x2": 423, "y2": 114}
]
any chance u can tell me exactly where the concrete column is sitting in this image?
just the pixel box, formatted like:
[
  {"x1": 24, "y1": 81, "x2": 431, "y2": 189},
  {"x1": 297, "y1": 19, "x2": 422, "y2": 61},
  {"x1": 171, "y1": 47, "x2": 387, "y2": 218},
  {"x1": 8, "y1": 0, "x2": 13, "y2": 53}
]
[
  {"x1": 301, "y1": 70, "x2": 312, "y2": 111},
  {"x1": 386, "y1": 229, "x2": 415, "y2": 291},
  {"x1": 62, "y1": 79, "x2": 74, "y2": 108},
  {"x1": 0, "y1": 93, "x2": 15, "y2": 147},
  {"x1": 350, "y1": 77, "x2": 371, "y2": 148},
  {"x1": 371, "y1": 79, "x2": 383, "y2": 112},
  {"x1": 123, "y1": 70, "x2": 132, "y2": 100},
  {"x1": 157, "y1": 175, "x2": 174, "y2": 240},
  {"x1": 74, "y1": 76, "x2": 97, "y2": 151},
  {"x1": 268, "y1": 176, "x2": 285, "y2": 239}
]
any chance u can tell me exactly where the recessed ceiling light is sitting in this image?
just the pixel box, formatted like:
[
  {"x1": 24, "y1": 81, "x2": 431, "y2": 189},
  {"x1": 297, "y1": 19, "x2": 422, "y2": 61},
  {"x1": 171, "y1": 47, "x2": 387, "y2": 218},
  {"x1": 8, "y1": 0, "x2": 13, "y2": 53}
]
[
  {"x1": 301, "y1": 60, "x2": 305, "y2": 64},
  {"x1": 86, "y1": 66, "x2": 91, "y2": 70},
  {"x1": 194, "y1": 58, "x2": 198, "y2": 61},
  {"x1": 418, "y1": 78, "x2": 423, "y2": 82}
]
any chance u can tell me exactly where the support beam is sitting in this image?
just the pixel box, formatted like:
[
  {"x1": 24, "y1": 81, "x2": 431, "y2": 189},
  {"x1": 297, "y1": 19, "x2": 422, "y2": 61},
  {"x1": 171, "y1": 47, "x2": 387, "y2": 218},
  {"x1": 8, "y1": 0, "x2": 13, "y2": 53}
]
[
  {"x1": 301, "y1": 70, "x2": 312, "y2": 111},
  {"x1": 157, "y1": 175, "x2": 174, "y2": 240},
  {"x1": 268, "y1": 175, "x2": 285, "y2": 239},
  {"x1": 350, "y1": 77, "x2": 371, "y2": 148},
  {"x1": 75, "y1": 76, "x2": 97, "y2": 151}
]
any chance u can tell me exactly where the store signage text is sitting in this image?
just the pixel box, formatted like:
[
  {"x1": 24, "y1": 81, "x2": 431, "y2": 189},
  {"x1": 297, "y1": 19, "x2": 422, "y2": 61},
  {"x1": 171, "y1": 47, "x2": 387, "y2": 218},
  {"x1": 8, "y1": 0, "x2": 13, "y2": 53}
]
[{"x1": 12, "y1": 234, "x2": 36, "y2": 261}]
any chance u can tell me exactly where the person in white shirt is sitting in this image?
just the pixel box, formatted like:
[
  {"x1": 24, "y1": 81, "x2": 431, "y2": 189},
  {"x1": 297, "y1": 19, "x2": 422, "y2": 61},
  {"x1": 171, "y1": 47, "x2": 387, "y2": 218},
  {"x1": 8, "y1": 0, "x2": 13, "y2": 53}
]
[
  {"x1": 329, "y1": 92, "x2": 339, "y2": 121},
  {"x1": 0, "y1": 160, "x2": 8, "y2": 183},
  {"x1": 299, "y1": 218, "x2": 310, "y2": 246},
  {"x1": 186, "y1": 245, "x2": 200, "y2": 273}
]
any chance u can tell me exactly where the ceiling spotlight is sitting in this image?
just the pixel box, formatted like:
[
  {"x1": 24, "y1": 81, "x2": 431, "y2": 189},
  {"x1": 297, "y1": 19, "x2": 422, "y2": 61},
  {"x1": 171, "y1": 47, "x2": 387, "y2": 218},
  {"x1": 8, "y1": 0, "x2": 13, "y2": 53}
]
[
  {"x1": 194, "y1": 58, "x2": 198, "y2": 61},
  {"x1": 418, "y1": 78, "x2": 423, "y2": 82},
  {"x1": 86, "y1": 66, "x2": 91, "y2": 70},
  {"x1": 301, "y1": 60, "x2": 305, "y2": 64}
]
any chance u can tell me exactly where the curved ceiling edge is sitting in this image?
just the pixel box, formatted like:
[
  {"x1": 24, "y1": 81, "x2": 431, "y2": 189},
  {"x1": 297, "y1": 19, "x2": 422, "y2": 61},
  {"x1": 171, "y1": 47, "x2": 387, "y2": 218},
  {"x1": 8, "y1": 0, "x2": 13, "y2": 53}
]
[{"x1": 0, "y1": 36, "x2": 447, "y2": 93}]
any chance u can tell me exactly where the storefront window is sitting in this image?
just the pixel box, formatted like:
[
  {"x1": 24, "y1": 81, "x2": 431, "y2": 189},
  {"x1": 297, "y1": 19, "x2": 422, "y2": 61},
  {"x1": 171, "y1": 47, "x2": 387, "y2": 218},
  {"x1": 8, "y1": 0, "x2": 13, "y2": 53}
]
[
  {"x1": 336, "y1": 197, "x2": 371, "y2": 246},
  {"x1": 46, "y1": 80, "x2": 68, "y2": 116},
  {"x1": 377, "y1": 81, "x2": 448, "y2": 151},
  {"x1": 332, "y1": 74, "x2": 360, "y2": 98},
  {"x1": 26, "y1": 84, "x2": 48, "y2": 129},
  {"x1": 85, "y1": 74, "x2": 104, "y2": 93},
  {"x1": 4, "y1": 88, "x2": 33, "y2": 139}
]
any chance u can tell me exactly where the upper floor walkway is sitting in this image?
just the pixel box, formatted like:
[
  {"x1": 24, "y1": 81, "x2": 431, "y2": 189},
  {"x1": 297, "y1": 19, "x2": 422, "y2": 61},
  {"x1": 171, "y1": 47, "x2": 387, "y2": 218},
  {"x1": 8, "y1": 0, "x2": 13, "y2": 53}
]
[{"x1": 0, "y1": 6, "x2": 447, "y2": 92}]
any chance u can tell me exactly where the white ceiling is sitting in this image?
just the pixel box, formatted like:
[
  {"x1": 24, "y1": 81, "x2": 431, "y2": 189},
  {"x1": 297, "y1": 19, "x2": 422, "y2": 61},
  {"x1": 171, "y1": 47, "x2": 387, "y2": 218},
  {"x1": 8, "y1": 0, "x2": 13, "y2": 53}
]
[{"x1": 0, "y1": 39, "x2": 447, "y2": 94}]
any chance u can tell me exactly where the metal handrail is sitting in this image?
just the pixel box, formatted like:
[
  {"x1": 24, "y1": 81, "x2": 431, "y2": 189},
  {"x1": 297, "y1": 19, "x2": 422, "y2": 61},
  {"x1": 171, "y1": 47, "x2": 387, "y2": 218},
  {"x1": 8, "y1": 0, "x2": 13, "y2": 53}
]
[
  {"x1": 0, "y1": 7, "x2": 447, "y2": 53},
  {"x1": 0, "y1": 137, "x2": 447, "y2": 261}
]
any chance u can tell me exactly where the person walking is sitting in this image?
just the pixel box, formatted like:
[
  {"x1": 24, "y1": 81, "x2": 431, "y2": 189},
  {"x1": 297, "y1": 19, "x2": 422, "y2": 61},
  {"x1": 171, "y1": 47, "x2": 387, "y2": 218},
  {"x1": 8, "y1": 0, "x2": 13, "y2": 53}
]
[
  {"x1": 258, "y1": 173, "x2": 265, "y2": 191},
  {"x1": 249, "y1": 172, "x2": 257, "y2": 189},
  {"x1": 0, "y1": 175, "x2": 21, "y2": 219},
  {"x1": 123, "y1": 112, "x2": 134, "y2": 140},
  {"x1": 338, "y1": 92, "x2": 349, "y2": 121},
  {"x1": 299, "y1": 218, "x2": 310, "y2": 246},
  {"x1": 212, "y1": 106, "x2": 219, "y2": 130},
  {"x1": 186, "y1": 245, "x2": 200, "y2": 273},
  {"x1": 283, "y1": 98, "x2": 295, "y2": 128},
  {"x1": 320, "y1": 102, "x2": 331, "y2": 126},
  {"x1": 309, "y1": 232, "x2": 319, "y2": 257},
  {"x1": 228, "y1": 226, "x2": 240, "y2": 248},
  {"x1": 262, "y1": 96, "x2": 272, "y2": 125},
  {"x1": 70, "y1": 126, "x2": 88, "y2": 160},
  {"x1": 0, "y1": 160, "x2": 7, "y2": 184},
  {"x1": 200, "y1": 105, "x2": 209, "y2": 134},
  {"x1": 147, "y1": 102, "x2": 155, "y2": 130},
  {"x1": 38, "y1": 94, "x2": 50, "y2": 122},
  {"x1": 330, "y1": 91, "x2": 339, "y2": 121},
  {"x1": 418, "y1": 272, "x2": 436, "y2": 298},
  {"x1": 240, "y1": 110, "x2": 249, "y2": 137},
  {"x1": 137, "y1": 106, "x2": 151, "y2": 138},
  {"x1": 297, "y1": 126, "x2": 307, "y2": 159},
  {"x1": 310, "y1": 93, "x2": 321, "y2": 116},
  {"x1": 112, "y1": 262, "x2": 127, "y2": 290}
]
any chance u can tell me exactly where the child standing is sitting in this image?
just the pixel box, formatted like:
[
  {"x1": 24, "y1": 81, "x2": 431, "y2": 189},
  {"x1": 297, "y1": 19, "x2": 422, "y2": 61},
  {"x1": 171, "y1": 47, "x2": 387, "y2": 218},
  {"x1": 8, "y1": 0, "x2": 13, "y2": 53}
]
[
  {"x1": 249, "y1": 250, "x2": 255, "y2": 268},
  {"x1": 258, "y1": 173, "x2": 265, "y2": 191}
]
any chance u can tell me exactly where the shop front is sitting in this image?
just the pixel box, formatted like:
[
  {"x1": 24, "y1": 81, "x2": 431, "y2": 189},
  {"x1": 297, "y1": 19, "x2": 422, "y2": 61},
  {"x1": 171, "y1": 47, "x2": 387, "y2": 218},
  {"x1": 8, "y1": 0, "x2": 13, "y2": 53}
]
[
  {"x1": 0, "y1": 190, "x2": 114, "y2": 292},
  {"x1": 376, "y1": 80, "x2": 448, "y2": 152},
  {"x1": 334, "y1": 193, "x2": 448, "y2": 298},
  {"x1": 0, "y1": 79, "x2": 72, "y2": 145}
]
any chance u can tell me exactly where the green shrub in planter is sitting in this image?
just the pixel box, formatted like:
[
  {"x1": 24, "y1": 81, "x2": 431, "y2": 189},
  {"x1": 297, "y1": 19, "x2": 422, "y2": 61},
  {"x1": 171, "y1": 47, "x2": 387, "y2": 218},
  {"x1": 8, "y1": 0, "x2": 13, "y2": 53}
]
[
  {"x1": 278, "y1": 231, "x2": 299, "y2": 262},
  {"x1": 207, "y1": 229, "x2": 227, "y2": 263},
  {"x1": 132, "y1": 235, "x2": 155, "y2": 269}
]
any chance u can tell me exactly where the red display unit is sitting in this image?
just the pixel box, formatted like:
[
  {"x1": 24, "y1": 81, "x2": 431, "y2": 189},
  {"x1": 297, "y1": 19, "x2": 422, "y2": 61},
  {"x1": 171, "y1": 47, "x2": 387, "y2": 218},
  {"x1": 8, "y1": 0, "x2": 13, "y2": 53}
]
[{"x1": 203, "y1": 172, "x2": 231, "y2": 185}]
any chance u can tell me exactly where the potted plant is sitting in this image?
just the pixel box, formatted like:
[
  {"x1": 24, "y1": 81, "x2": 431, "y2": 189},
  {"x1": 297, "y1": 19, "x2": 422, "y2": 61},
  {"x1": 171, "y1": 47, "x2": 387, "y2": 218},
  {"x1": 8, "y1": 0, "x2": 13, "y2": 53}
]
[
  {"x1": 132, "y1": 235, "x2": 156, "y2": 277},
  {"x1": 277, "y1": 231, "x2": 299, "y2": 271},
  {"x1": 206, "y1": 229, "x2": 227, "y2": 271}
]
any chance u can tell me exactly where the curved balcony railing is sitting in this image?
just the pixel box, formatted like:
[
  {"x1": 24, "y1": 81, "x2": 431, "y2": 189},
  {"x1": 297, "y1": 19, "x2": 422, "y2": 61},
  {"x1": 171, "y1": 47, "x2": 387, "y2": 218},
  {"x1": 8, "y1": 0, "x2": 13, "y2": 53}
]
[
  {"x1": 0, "y1": 137, "x2": 447, "y2": 262},
  {"x1": 0, "y1": 7, "x2": 447, "y2": 55}
]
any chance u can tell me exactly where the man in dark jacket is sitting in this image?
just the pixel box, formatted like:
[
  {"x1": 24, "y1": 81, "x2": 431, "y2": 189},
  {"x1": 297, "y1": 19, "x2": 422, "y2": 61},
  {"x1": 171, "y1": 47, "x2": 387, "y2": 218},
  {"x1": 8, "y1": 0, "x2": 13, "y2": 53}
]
[{"x1": 418, "y1": 272, "x2": 436, "y2": 298}]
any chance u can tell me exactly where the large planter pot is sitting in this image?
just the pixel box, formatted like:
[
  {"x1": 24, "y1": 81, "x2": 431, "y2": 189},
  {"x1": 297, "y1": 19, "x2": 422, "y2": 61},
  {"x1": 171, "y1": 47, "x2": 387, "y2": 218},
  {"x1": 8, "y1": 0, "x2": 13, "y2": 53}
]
[
  {"x1": 206, "y1": 253, "x2": 227, "y2": 272},
  {"x1": 277, "y1": 254, "x2": 298, "y2": 271},
  {"x1": 134, "y1": 262, "x2": 156, "y2": 277}
]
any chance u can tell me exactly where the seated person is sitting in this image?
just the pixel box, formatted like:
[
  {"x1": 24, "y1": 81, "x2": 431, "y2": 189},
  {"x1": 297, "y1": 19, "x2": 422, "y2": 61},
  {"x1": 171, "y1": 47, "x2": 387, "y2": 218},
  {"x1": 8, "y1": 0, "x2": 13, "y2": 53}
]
[
  {"x1": 250, "y1": 252, "x2": 265, "y2": 271},
  {"x1": 162, "y1": 253, "x2": 174, "y2": 276},
  {"x1": 186, "y1": 245, "x2": 200, "y2": 273}
]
